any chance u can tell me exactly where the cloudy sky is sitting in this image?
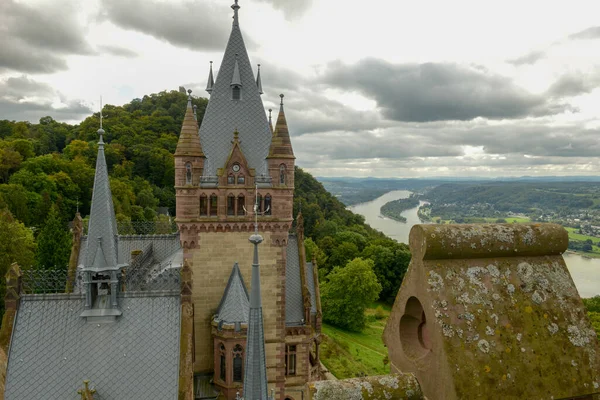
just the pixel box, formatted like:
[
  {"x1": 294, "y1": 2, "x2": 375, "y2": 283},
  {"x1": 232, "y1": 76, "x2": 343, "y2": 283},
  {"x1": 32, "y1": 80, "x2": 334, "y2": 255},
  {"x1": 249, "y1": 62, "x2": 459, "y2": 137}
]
[{"x1": 2, "y1": 0, "x2": 600, "y2": 178}]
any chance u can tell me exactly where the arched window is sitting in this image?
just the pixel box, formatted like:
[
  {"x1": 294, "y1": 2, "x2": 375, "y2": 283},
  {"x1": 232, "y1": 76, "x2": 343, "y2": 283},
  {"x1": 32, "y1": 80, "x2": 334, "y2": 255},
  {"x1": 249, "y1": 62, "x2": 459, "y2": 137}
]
[
  {"x1": 227, "y1": 194, "x2": 235, "y2": 216},
  {"x1": 279, "y1": 164, "x2": 286, "y2": 185},
  {"x1": 237, "y1": 174, "x2": 245, "y2": 185},
  {"x1": 200, "y1": 194, "x2": 208, "y2": 216},
  {"x1": 237, "y1": 195, "x2": 245, "y2": 216},
  {"x1": 256, "y1": 194, "x2": 262, "y2": 213},
  {"x1": 219, "y1": 343, "x2": 226, "y2": 382},
  {"x1": 233, "y1": 344, "x2": 243, "y2": 382},
  {"x1": 264, "y1": 194, "x2": 272, "y2": 216},
  {"x1": 228, "y1": 174, "x2": 235, "y2": 185},
  {"x1": 186, "y1": 163, "x2": 192, "y2": 185},
  {"x1": 232, "y1": 86, "x2": 241, "y2": 100},
  {"x1": 210, "y1": 194, "x2": 218, "y2": 216}
]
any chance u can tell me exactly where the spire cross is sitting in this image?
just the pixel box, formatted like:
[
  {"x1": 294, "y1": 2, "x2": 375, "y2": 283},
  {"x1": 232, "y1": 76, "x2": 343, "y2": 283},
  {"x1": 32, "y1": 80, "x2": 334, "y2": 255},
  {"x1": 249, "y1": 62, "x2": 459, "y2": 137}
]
[{"x1": 232, "y1": 0, "x2": 240, "y2": 25}]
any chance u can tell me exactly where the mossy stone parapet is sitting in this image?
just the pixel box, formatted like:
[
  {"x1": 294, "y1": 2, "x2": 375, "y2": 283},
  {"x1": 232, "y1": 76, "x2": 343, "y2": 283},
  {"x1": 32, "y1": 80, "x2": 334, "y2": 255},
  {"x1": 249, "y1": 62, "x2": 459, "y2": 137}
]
[
  {"x1": 308, "y1": 373, "x2": 423, "y2": 400},
  {"x1": 410, "y1": 223, "x2": 568, "y2": 261},
  {"x1": 385, "y1": 223, "x2": 600, "y2": 400}
]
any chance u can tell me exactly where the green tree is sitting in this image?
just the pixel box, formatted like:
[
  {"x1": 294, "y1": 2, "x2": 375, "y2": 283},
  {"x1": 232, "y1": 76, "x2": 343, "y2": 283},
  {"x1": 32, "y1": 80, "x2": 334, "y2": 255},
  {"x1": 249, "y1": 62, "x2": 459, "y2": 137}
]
[
  {"x1": 35, "y1": 207, "x2": 71, "y2": 270},
  {"x1": 0, "y1": 209, "x2": 35, "y2": 318},
  {"x1": 321, "y1": 258, "x2": 382, "y2": 331}
]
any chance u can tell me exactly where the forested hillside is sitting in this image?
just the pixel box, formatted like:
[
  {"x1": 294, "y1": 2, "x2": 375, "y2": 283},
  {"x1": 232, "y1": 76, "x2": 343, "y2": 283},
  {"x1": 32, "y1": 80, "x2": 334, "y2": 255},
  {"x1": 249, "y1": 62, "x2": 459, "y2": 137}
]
[{"x1": 0, "y1": 90, "x2": 411, "y2": 321}]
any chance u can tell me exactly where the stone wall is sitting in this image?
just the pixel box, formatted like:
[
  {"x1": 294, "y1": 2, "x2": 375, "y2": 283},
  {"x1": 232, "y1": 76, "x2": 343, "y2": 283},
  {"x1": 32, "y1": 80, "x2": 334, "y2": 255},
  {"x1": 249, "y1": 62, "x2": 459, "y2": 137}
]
[
  {"x1": 308, "y1": 373, "x2": 423, "y2": 400},
  {"x1": 384, "y1": 223, "x2": 600, "y2": 400}
]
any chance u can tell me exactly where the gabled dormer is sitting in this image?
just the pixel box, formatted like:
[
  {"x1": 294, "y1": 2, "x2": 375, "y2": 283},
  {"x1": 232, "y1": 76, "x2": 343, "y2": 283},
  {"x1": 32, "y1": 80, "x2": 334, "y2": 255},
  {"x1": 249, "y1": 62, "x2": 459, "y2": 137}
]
[{"x1": 219, "y1": 130, "x2": 254, "y2": 188}]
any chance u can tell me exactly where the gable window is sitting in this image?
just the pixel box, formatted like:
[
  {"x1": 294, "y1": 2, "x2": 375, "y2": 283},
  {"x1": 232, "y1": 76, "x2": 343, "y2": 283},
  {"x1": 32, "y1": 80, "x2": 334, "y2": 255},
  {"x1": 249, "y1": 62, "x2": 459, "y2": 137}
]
[
  {"x1": 232, "y1": 86, "x2": 241, "y2": 100},
  {"x1": 264, "y1": 194, "x2": 272, "y2": 216},
  {"x1": 210, "y1": 194, "x2": 218, "y2": 216},
  {"x1": 237, "y1": 174, "x2": 245, "y2": 185},
  {"x1": 285, "y1": 345, "x2": 297, "y2": 376},
  {"x1": 237, "y1": 195, "x2": 245, "y2": 216},
  {"x1": 228, "y1": 174, "x2": 235, "y2": 185},
  {"x1": 186, "y1": 162, "x2": 192, "y2": 185},
  {"x1": 200, "y1": 194, "x2": 208, "y2": 216},
  {"x1": 219, "y1": 343, "x2": 227, "y2": 382},
  {"x1": 227, "y1": 194, "x2": 235, "y2": 216},
  {"x1": 256, "y1": 194, "x2": 262, "y2": 213},
  {"x1": 233, "y1": 344, "x2": 243, "y2": 382},
  {"x1": 279, "y1": 164, "x2": 286, "y2": 185}
]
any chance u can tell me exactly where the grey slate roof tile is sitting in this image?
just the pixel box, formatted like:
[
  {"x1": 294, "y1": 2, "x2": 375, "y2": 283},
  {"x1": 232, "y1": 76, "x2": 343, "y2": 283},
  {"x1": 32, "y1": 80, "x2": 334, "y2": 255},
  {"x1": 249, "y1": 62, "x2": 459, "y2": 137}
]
[
  {"x1": 285, "y1": 235, "x2": 305, "y2": 326},
  {"x1": 215, "y1": 263, "x2": 249, "y2": 326},
  {"x1": 5, "y1": 294, "x2": 181, "y2": 400},
  {"x1": 306, "y1": 262, "x2": 317, "y2": 314},
  {"x1": 199, "y1": 16, "x2": 272, "y2": 178}
]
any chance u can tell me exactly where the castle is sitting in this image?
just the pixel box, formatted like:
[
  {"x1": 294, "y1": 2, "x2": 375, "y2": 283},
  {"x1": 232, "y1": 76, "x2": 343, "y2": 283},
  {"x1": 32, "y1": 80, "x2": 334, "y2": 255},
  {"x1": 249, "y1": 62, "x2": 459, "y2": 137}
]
[{"x1": 174, "y1": 1, "x2": 322, "y2": 398}]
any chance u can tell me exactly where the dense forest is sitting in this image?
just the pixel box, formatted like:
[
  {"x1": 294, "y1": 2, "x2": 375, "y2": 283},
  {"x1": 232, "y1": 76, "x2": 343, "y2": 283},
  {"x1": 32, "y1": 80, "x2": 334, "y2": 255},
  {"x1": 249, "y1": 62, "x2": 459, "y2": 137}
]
[{"x1": 0, "y1": 90, "x2": 411, "y2": 321}]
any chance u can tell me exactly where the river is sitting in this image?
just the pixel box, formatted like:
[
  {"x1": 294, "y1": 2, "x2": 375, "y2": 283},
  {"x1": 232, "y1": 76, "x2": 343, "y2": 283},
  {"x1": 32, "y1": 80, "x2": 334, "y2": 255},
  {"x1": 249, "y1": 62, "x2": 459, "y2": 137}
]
[{"x1": 349, "y1": 190, "x2": 600, "y2": 298}]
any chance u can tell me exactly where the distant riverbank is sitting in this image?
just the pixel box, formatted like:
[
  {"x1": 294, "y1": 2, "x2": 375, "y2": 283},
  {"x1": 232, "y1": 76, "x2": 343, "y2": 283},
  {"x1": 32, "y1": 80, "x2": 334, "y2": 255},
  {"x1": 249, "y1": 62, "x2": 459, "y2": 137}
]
[
  {"x1": 350, "y1": 190, "x2": 600, "y2": 298},
  {"x1": 379, "y1": 194, "x2": 420, "y2": 223}
]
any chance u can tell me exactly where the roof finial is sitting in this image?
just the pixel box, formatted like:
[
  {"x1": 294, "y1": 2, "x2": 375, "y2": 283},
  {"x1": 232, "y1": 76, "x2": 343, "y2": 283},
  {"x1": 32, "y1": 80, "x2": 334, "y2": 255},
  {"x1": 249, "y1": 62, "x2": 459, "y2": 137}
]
[
  {"x1": 232, "y1": 0, "x2": 240, "y2": 26},
  {"x1": 256, "y1": 64, "x2": 263, "y2": 95},
  {"x1": 206, "y1": 61, "x2": 214, "y2": 94},
  {"x1": 193, "y1": 104, "x2": 198, "y2": 120},
  {"x1": 280, "y1": 93, "x2": 284, "y2": 106},
  {"x1": 98, "y1": 96, "x2": 105, "y2": 144}
]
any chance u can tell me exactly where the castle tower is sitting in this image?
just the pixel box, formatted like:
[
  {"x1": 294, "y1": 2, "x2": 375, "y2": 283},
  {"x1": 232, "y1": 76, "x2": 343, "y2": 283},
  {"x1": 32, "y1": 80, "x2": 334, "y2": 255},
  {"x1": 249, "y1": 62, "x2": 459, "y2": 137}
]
[{"x1": 174, "y1": 2, "x2": 318, "y2": 398}]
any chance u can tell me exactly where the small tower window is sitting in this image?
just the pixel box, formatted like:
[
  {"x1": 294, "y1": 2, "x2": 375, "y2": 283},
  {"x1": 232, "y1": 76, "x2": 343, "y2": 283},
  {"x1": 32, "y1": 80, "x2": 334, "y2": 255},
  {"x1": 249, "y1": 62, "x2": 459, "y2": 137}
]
[
  {"x1": 233, "y1": 344, "x2": 243, "y2": 382},
  {"x1": 256, "y1": 194, "x2": 262, "y2": 213},
  {"x1": 237, "y1": 174, "x2": 245, "y2": 185},
  {"x1": 285, "y1": 345, "x2": 297, "y2": 376},
  {"x1": 237, "y1": 195, "x2": 245, "y2": 216},
  {"x1": 219, "y1": 343, "x2": 227, "y2": 382},
  {"x1": 210, "y1": 194, "x2": 218, "y2": 216},
  {"x1": 279, "y1": 164, "x2": 286, "y2": 185},
  {"x1": 186, "y1": 162, "x2": 192, "y2": 185},
  {"x1": 264, "y1": 194, "x2": 272, "y2": 216},
  {"x1": 232, "y1": 86, "x2": 241, "y2": 100},
  {"x1": 200, "y1": 194, "x2": 208, "y2": 216},
  {"x1": 228, "y1": 174, "x2": 235, "y2": 185},
  {"x1": 227, "y1": 194, "x2": 235, "y2": 216}
]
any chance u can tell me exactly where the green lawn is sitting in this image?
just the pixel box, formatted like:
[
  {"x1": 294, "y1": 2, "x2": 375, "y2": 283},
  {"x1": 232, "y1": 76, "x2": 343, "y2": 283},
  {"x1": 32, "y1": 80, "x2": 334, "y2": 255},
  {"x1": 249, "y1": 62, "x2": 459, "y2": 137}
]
[{"x1": 320, "y1": 304, "x2": 390, "y2": 379}]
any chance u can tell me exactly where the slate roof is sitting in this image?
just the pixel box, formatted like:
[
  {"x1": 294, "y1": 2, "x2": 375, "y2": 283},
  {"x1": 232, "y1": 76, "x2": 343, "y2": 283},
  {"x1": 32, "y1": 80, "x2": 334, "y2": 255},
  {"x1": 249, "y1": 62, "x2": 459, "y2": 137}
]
[
  {"x1": 306, "y1": 262, "x2": 317, "y2": 315},
  {"x1": 285, "y1": 235, "x2": 304, "y2": 326},
  {"x1": 85, "y1": 132, "x2": 119, "y2": 271},
  {"x1": 4, "y1": 294, "x2": 181, "y2": 400},
  {"x1": 199, "y1": 3, "x2": 272, "y2": 178},
  {"x1": 214, "y1": 263, "x2": 249, "y2": 327}
]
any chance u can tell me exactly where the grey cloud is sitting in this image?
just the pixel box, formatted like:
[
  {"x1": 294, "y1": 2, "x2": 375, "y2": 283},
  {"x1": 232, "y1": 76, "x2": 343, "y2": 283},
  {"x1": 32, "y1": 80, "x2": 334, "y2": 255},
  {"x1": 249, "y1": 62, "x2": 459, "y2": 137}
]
[
  {"x1": 569, "y1": 26, "x2": 600, "y2": 40},
  {"x1": 258, "y1": 0, "x2": 313, "y2": 19},
  {"x1": 0, "y1": 76, "x2": 92, "y2": 123},
  {"x1": 101, "y1": 0, "x2": 237, "y2": 51},
  {"x1": 547, "y1": 71, "x2": 600, "y2": 98},
  {"x1": 0, "y1": 0, "x2": 93, "y2": 73},
  {"x1": 507, "y1": 50, "x2": 546, "y2": 65},
  {"x1": 98, "y1": 45, "x2": 139, "y2": 58},
  {"x1": 322, "y1": 58, "x2": 567, "y2": 122}
]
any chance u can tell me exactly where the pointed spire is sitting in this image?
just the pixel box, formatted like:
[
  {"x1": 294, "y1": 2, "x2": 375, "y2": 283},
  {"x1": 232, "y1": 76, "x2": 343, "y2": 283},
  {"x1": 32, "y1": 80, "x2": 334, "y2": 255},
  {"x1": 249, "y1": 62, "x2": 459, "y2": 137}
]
[
  {"x1": 175, "y1": 90, "x2": 204, "y2": 157},
  {"x1": 215, "y1": 263, "x2": 249, "y2": 330},
  {"x1": 206, "y1": 61, "x2": 214, "y2": 94},
  {"x1": 256, "y1": 64, "x2": 263, "y2": 95},
  {"x1": 84, "y1": 103, "x2": 119, "y2": 271},
  {"x1": 267, "y1": 94, "x2": 295, "y2": 158},
  {"x1": 268, "y1": 108, "x2": 273, "y2": 134},
  {"x1": 231, "y1": 54, "x2": 242, "y2": 87},
  {"x1": 231, "y1": 0, "x2": 240, "y2": 27},
  {"x1": 243, "y1": 188, "x2": 269, "y2": 399},
  {"x1": 193, "y1": 105, "x2": 198, "y2": 121}
]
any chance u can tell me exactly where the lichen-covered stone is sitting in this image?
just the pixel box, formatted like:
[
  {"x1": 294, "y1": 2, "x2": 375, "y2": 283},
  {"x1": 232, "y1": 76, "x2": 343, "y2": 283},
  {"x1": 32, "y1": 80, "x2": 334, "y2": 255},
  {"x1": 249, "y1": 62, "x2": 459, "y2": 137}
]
[
  {"x1": 308, "y1": 373, "x2": 423, "y2": 400},
  {"x1": 384, "y1": 223, "x2": 600, "y2": 400}
]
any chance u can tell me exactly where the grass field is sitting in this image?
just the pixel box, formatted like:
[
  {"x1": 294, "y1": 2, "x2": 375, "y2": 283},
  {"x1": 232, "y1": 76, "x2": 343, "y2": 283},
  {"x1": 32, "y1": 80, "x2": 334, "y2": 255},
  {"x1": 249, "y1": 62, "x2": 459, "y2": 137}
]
[{"x1": 320, "y1": 303, "x2": 390, "y2": 379}]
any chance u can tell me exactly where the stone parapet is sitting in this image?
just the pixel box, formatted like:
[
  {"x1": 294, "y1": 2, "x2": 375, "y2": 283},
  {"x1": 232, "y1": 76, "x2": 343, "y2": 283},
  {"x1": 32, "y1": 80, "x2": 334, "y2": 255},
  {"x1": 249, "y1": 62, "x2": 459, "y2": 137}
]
[
  {"x1": 308, "y1": 373, "x2": 423, "y2": 400},
  {"x1": 385, "y1": 223, "x2": 600, "y2": 400}
]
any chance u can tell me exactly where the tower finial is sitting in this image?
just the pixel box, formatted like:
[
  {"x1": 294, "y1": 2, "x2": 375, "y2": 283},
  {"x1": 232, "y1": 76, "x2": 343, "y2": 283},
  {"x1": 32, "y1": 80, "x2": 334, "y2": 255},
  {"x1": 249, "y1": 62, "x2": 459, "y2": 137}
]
[
  {"x1": 232, "y1": 0, "x2": 240, "y2": 26},
  {"x1": 206, "y1": 61, "x2": 214, "y2": 94},
  {"x1": 280, "y1": 93, "x2": 284, "y2": 106},
  {"x1": 98, "y1": 96, "x2": 105, "y2": 144},
  {"x1": 256, "y1": 64, "x2": 263, "y2": 95}
]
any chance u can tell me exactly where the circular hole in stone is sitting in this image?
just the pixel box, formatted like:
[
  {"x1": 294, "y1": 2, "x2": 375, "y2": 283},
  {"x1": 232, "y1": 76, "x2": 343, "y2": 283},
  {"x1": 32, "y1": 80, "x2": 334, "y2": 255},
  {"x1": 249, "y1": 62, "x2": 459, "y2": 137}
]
[{"x1": 400, "y1": 296, "x2": 431, "y2": 360}]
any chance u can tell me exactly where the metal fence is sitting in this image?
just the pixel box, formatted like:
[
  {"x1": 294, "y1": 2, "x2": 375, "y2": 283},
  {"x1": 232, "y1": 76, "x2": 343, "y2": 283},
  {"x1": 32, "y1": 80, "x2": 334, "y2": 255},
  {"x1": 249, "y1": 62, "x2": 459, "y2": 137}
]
[
  {"x1": 21, "y1": 268, "x2": 70, "y2": 294},
  {"x1": 20, "y1": 265, "x2": 182, "y2": 295}
]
